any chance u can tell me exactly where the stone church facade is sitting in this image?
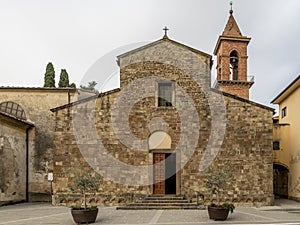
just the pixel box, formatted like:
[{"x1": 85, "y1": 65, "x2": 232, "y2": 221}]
[{"x1": 51, "y1": 10, "x2": 274, "y2": 206}]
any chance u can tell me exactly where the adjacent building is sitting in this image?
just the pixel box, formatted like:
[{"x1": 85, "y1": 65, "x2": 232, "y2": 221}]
[
  {"x1": 0, "y1": 87, "x2": 76, "y2": 204},
  {"x1": 272, "y1": 75, "x2": 300, "y2": 200}
]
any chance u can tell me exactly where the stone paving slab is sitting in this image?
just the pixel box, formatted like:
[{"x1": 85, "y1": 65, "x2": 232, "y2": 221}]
[{"x1": 1, "y1": 202, "x2": 300, "y2": 225}]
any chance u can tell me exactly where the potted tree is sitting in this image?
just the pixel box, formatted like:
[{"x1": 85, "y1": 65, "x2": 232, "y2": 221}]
[
  {"x1": 205, "y1": 161, "x2": 235, "y2": 221},
  {"x1": 70, "y1": 169, "x2": 103, "y2": 224}
]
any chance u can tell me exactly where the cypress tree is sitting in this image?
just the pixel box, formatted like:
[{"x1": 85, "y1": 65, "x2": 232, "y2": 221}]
[
  {"x1": 58, "y1": 69, "x2": 70, "y2": 87},
  {"x1": 43, "y1": 62, "x2": 55, "y2": 87}
]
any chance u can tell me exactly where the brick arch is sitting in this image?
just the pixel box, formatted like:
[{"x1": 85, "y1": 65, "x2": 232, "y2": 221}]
[
  {"x1": 229, "y1": 48, "x2": 240, "y2": 57},
  {"x1": 0, "y1": 101, "x2": 26, "y2": 120}
]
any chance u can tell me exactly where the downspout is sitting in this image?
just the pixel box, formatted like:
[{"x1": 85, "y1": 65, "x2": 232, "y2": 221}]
[
  {"x1": 25, "y1": 127, "x2": 30, "y2": 202},
  {"x1": 67, "y1": 89, "x2": 71, "y2": 117},
  {"x1": 68, "y1": 89, "x2": 71, "y2": 104}
]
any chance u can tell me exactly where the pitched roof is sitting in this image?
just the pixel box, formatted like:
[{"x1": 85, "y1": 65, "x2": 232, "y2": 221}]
[
  {"x1": 50, "y1": 88, "x2": 120, "y2": 112},
  {"x1": 117, "y1": 36, "x2": 212, "y2": 65},
  {"x1": 0, "y1": 87, "x2": 76, "y2": 92},
  {"x1": 211, "y1": 88, "x2": 274, "y2": 112},
  {"x1": 271, "y1": 75, "x2": 300, "y2": 104},
  {"x1": 0, "y1": 111, "x2": 34, "y2": 128}
]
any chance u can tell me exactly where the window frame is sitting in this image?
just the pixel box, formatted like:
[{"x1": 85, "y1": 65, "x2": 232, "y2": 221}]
[
  {"x1": 281, "y1": 106, "x2": 287, "y2": 118},
  {"x1": 157, "y1": 81, "x2": 175, "y2": 108},
  {"x1": 273, "y1": 141, "x2": 280, "y2": 150}
]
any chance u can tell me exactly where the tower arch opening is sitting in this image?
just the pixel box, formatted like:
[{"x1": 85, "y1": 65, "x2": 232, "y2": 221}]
[{"x1": 230, "y1": 50, "x2": 239, "y2": 80}]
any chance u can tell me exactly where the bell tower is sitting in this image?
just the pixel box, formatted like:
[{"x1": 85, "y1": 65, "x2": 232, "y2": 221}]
[{"x1": 213, "y1": 2, "x2": 254, "y2": 99}]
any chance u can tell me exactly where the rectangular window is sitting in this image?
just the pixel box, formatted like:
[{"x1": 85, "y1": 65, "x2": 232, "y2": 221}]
[
  {"x1": 282, "y1": 107, "x2": 287, "y2": 118},
  {"x1": 158, "y1": 82, "x2": 173, "y2": 107},
  {"x1": 273, "y1": 141, "x2": 280, "y2": 150}
]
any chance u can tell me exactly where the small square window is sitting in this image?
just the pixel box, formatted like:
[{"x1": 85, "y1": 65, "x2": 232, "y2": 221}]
[
  {"x1": 282, "y1": 107, "x2": 287, "y2": 118},
  {"x1": 273, "y1": 141, "x2": 280, "y2": 150},
  {"x1": 158, "y1": 82, "x2": 173, "y2": 107}
]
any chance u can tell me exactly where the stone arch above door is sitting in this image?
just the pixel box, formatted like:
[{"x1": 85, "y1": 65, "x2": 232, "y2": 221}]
[{"x1": 148, "y1": 131, "x2": 171, "y2": 150}]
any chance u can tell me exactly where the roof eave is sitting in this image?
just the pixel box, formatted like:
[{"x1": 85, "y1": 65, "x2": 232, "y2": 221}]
[
  {"x1": 118, "y1": 37, "x2": 212, "y2": 60},
  {"x1": 271, "y1": 75, "x2": 300, "y2": 104},
  {"x1": 213, "y1": 35, "x2": 251, "y2": 55},
  {"x1": 211, "y1": 88, "x2": 275, "y2": 112},
  {"x1": 0, "y1": 111, "x2": 35, "y2": 127},
  {"x1": 50, "y1": 88, "x2": 121, "y2": 112}
]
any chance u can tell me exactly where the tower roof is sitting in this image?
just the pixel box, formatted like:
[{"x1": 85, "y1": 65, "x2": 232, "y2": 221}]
[
  {"x1": 222, "y1": 13, "x2": 242, "y2": 37},
  {"x1": 213, "y1": 5, "x2": 250, "y2": 55}
]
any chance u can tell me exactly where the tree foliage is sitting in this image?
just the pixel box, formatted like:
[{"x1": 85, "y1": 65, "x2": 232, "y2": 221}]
[
  {"x1": 58, "y1": 69, "x2": 70, "y2": 87},
  {"x1": 205, "y1": 161, "x2": 233, "y2": 205},
  {"x1": 43, "y1": 62, "x2": 55, "y2": 87},
  {"x1": 80, "y1": 81, "x2": 98, "y2": 92},
  {"x1": 69, "y1": 83, "x2": 76, "y2": 88},
  {"x1": 71, "y1": 170, "x2": 103, "y2": 209},
  {"x1": 43, "y1": 62, "x2": 76, "y2": 88}
]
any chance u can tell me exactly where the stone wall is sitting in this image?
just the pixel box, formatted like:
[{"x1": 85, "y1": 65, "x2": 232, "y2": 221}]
[
  {"x1": 0, "y1": 88, "x2": 75, "y2": 201},
  {"x1": 199, "y1": 93, "x2": 274, "y2": 206},
  {"x1": 52, "y1": 91, "x2": 152, "y2": 206},
  {"x1": 52, "y1": 91, "x2": 274, "y2": 206}
]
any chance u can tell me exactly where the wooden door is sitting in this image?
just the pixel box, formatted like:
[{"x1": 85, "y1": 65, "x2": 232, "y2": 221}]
[{"x1": 153, "y1": 153, "x2": 165, "y2": 195}]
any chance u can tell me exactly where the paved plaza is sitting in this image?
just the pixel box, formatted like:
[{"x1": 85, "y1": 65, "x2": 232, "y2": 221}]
[{"x1": 1, "y1": 199, "x2": 300, "y2": 225}]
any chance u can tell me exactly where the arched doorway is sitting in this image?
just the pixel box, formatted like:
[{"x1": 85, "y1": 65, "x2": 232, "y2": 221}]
[
  {"x1": 273, "y1": 163, "x2": 289, "y2": 198},
  {"x1": 149, "y1": 131, "x2": 177, "y2": 195}
]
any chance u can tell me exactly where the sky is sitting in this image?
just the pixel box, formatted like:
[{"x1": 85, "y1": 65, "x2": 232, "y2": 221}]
[{"x1": 0, "y1": 0, "x2": 300, "y2": 111}]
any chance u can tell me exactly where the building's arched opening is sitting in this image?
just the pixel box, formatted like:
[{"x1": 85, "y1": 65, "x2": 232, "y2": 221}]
[
  {"x1": 0, "y1": 101, "x2": 26, "y2": 120},
  {"x1": 230, "y1": 50, "x2": 239, "y2": 80},
  {"x1": 149, "y1": 131, "x2": 176, "y2": 195},
  {"x1": 273, "y1": 163, "x2": 289, "y2": 198}
]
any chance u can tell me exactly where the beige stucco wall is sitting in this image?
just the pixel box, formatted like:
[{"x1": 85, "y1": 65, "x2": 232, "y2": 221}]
[
  {"x1": 0, "y1": 116, "x2": 28, "y2": 204},
  {"x1": 276, "y1": 86, "x2": 300, "y2": 199},
  {"x1": 273, "y1": 124, "x2": 290, "y2": 167},
  {"x1": 0, "y1": 88, "x2": 75, "y2": 201}
]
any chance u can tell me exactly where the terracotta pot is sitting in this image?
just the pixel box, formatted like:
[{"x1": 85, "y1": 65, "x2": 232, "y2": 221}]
[
  {"x1": 71, "y1": 208, "x2": 98, "y2": 224},
  {"x1": 207, "y1": 205, "x2": 229, "y2": 221}
]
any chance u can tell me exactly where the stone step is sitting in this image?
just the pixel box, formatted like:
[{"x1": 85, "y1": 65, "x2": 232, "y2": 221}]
[
  {"x1": 144, "y1": 196, "x2": 185, "y2": 201},
  {"x1": 125, "y1": 202, "x2": 198, "y2": 207},
  {"x1": 117, "y1": 205, "x2": 202, "y2": 210},
  {"x1": 142, "y1": 199, "x2": 190, "y2": 203},
  {"x1": 117, "y1": 195, "x2": 204, "y2": 210}
]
